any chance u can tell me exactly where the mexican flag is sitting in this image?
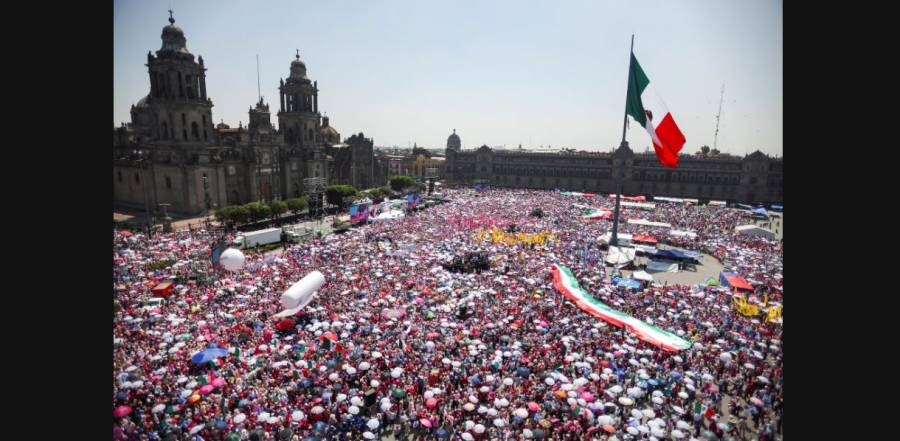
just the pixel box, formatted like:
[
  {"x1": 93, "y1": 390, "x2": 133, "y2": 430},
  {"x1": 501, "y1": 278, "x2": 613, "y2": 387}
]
[
  {"x1": 550, "y1": 263, "x2": 692, "y2": 351},
  {"x1": 626, "y1": 53, "x2": 686, "y2": 168}
]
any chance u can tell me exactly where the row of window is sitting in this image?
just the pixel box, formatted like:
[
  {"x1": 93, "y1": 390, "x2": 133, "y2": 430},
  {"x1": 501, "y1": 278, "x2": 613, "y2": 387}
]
[{"x1": 160, "y1": 114, "x2": 209, "y2": 141}]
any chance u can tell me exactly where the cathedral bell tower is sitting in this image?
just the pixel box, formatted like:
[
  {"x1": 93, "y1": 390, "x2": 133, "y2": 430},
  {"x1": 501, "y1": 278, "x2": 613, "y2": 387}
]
[
  {"x1": 144, "y1": 10, "x2": 214, "y2": 145},
  {"x1": 277, "y1": 50, "x2": 321, "y2": 148}
]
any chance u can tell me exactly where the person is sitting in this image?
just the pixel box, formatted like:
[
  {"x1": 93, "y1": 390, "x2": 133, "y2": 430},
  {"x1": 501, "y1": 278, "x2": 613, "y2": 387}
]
[{"x1": 281, "y1": 230, "x2": 288, "y2": 251}]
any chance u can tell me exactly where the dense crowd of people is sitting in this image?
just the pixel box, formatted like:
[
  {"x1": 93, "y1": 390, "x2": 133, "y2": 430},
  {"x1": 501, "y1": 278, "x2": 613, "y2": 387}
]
[{"x1": 114, "y1": 189, "x2": 783, "y2": 441}]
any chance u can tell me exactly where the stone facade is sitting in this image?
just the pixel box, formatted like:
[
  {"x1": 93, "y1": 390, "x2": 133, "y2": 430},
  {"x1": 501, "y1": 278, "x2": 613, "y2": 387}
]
[
  {"x1": 327, "y1": 133, "x2": 375, "y2": 189},
  {"x1": 445, "y1": 132, "x2": 782, "y2": 204},
  {"x1": 113, "y1": 13, "x2": 374, "y2": 216}
]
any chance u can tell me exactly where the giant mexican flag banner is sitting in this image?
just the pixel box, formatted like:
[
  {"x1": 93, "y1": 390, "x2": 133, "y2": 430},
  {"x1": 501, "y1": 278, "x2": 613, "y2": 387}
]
[
  {"x1": 551, "y1": 263, "x2": 692, "y2": 352},
  {"x1": 626, "y1": 53, "x2": 686, "y2": 168}
]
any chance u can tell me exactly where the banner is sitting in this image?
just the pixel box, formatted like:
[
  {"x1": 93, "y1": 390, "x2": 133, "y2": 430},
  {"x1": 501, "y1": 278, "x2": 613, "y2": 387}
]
[
  {"x1": 349, "y1": 204, "x2": 369, "y2": 223},
  {"x1": 474, "y1": 227, "x2": 557, "y2": 246},
  {"x1": 732, "y1": 295, "x2": 760, "y2": 317},
  {"x1": 551, "y1": 264, "x2": 692, "y2": 352}
]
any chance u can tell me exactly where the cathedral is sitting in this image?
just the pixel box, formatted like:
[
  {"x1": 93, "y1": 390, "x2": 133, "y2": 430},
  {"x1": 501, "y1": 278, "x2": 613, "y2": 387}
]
[{"x1": 113, "y1": 12, "x2": 375, "y2": 216}]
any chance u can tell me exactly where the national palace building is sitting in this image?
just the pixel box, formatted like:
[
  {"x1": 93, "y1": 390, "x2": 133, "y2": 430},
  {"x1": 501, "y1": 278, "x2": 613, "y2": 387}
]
[{"x1": 444, "y1": 132, "x2": 782, "y2": 204}]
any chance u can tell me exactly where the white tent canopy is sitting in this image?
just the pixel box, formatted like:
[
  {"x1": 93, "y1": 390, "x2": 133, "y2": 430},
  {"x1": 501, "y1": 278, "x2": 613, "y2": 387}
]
[
  {"x1": 628, "y1": 219, "x2": 672, "y2": 228},
  {"x1": 646, "y1": 260, "x2": 679, "y2": 273},
  {"x1": 598, "y1": 232, "x2": 633, "y2": 246},
  {"x1": 669, "y1": 230, "x2": 697, "y2": 239},
  {"x1": 606, "y1": 246, "x2": 636, "y2": 266},
  {"x1": 621, "y1": 201, "x2": 656, "y2": 210},
  {"x1": 632, "y1": 270, "x2": 654, "y2": 281},
  {"x1": 708, "y1": 200, "x2": 727, "y2": 207},
  {"x1": 654, "y1": 196, "x2": 684, "y2": 203},
  {"x1": 735, "y1": 225, "x2": 775, "y2": 240},
  {"x1": 370, "y1": 210, "x2": 405, "y2": 223}
]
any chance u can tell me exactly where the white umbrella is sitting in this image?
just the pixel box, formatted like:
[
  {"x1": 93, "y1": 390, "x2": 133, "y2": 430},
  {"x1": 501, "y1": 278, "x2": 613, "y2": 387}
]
[
  {"x1": 462, "y1": 433, "x2": 474, "y2": 441},
  {"x1": 311, "y1": 406, "x2": 324, "y2": 414},
  {"x1": 627, "y1": 426, "x2": 639, "y2": 435},
  {"x1": 233, "y1": 413, "x2": 246, "y2": 424},
  {"x1": 474, "y1": 424, "x2": 486, "y2": 433},
  {"x1": 189, "y1": 425, "x2": 205, "y2": 435},
  {"x1": 642, "y1": 408, "x2": 656, "y2": 418},
  {"x1": 367, "y1": 418, "x2": 380, "y2": 430},
  {"x1": 676, "y1": 420, "x2": 691, "y2": 430},
  {"x1": 672, "y1": 429, "x2": 686, "y2": 439},
  {"x1": 719, "y1": 352, "x2": 732, "y2": 362},
  {"x1": 152, "y1": 404, "x2": 166, "y2": 413},
  {"x1": 678, "y1": 391, "x2": 689, "y2": 399},
  {"x1": 652, "y1": 396, "x2": 664, "y2": 405},
  {"x1": 651, "y1": 428, "x2": 666, "y2": 438},
  {"x1": 618, "y1": 397, "x2": 634, "y2": 406},
  {"x1": 493, "y1": 418, "x2": 506, "y2": 427},
  {"x1": 349, "y1": 405, "x2": 360, "y2": 415},
  {"x1": 514, "y1": 408, "x2": 528, "y2": 418},
  {"x1": 631, "y1": 409, "x2": 644, "y2": 419},
  {"x1": 292, "y1": 410, "x2": 304, "y2": 421},
  {"x1": 351, "y1": 397, "x2": 364, "y2": 407},
  {"x1": 672, "y1": 405, "x2": 685, "y2": 415}
]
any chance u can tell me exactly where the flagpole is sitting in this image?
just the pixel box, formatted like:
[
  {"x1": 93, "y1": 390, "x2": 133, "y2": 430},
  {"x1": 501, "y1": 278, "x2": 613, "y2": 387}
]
[{"x1": 610, "y1": 34, "x2": 634, "y2": 249}]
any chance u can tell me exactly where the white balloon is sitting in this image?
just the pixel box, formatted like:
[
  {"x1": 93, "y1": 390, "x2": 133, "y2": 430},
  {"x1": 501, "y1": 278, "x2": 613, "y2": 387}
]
[{"x1": 219, "y1": 248, "x2": 246, "y2": 272}]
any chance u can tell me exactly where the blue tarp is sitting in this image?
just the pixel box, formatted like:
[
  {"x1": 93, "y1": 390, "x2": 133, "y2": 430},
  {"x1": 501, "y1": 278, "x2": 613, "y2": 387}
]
[
  {"x1": 751, "y1": 207, "x2": 769, "y2": 217},
  {"x1": 653, "y1": 249, "x2": 701, "y2": 261},
  {"x1": 611, "y1": 276, "x2": 642, "y2": 290},
  {"x1": 770, "y1": 204, "x2": 783, "y2": 211}
]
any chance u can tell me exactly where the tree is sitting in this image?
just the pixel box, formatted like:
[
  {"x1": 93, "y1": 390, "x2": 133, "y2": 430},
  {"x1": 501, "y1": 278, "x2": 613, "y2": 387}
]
[
  {"x1": 230, "y1": 205, "x2": 250, "y2": 224},
  {"x1": 214, "y1": 206, "x2": 234, "y2": 224},
  {"x1": 269, "y1": 200, "x2": 288, "y2": 219},
  {"x1": 325, "y1": 185, "x2": 359, "y2": 209},
  {"x1": 699, "y1": 145, "x2": 710, "y2": 156},
  {"x1": 286, "y1": 197, "x2": 308, "y2": 214},
  {"x1": 710, "y1": 148, "x2": 720, "y2": 156},
  {"x1": 412, "y1": 146, "x2": 431, "y2": 158},
  {"x1": 389, "y1": 175, "x2": 415, "y2": 192},
  {"x1": 246, "y1": 202, "x2": 270, "y2": 222}
]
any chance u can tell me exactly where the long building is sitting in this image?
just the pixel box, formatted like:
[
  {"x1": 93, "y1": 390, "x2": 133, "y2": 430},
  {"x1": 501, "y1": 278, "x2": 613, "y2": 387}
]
[
  {"x1": 113, "y1": 12, "x2": 375, "y2": 216},
  {"x1": 444, "y1": 131, "x2": 783, "y2": 204}
]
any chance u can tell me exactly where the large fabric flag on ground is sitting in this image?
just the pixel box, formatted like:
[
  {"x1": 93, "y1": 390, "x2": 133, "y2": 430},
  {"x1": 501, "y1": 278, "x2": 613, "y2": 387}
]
[
  {"x1": 626, "y1": 53, "x2": 686, "y2": 168},
  {"x1": 550, "y1": 263, "x2": 692, "y2": 351},
  {"x1": 573, "y1": 204, "x2": 613, "y2": 220}
]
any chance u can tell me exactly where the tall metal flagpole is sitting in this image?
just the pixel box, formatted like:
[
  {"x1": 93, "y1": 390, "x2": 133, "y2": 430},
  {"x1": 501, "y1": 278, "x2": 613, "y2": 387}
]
[{"x1": 610, "y1": 34, "x2": 634, "y2": 248}]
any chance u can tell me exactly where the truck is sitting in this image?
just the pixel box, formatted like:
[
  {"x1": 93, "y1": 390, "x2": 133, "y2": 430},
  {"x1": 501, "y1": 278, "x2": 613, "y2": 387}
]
[{"x1": 232, "y1": 227, "x2": 282, "y2": 249}]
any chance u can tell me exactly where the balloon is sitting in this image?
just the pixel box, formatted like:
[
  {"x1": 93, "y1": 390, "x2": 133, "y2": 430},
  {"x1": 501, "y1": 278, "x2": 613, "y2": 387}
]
[
  {"x1": 219, "y1": 248, "x2": 246, "y2": 272},
  {"x1": 278, "y1": 271, "x2": 325, "y2": 314}
]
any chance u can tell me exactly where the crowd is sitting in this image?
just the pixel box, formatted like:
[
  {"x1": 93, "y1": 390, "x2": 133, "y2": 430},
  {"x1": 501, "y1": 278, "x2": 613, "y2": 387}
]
[{"x1": 114, "y1": 189, "x2": 783, "y2": 441}]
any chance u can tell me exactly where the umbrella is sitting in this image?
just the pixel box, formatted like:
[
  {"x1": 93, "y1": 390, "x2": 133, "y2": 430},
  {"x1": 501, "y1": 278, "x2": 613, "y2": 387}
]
[
  {"x1": 189, "y1": 424, "x2": 205, "y2": 435},
  {"x1": 420, "y1": 418, "x2": 433, "y2": 428},
  {"x1": 363, "y1": 432, "x2": 375, "y2": 440},
  {"x1": 527, "y1": 402, "x2": 541, "y2": 412},
  {"x1": 310, "y1": 406, "x2": 324, "y2": 414},
  {"x1": 278, "y1": 429, "x2": 294, "y2": 440},
  {"x1": 672, "y1": 405, "x2": 685, "y2": 415},
  {"x1": 233, "y1": 413, "x2": 247, "y2": 424},
  {"x1": 642, "y1": 408, "x2": 656, "y2": 418},
  {"x1": 461, "y1": 433, "x2": 474, "y2": 441},
  {"x1": 618, "y1": 397, "x2": 634, "y2": 406},
  {"x1": 750, "y1": 397, "x2": 764, "y2": 406},
  {"x1": 435, "y1": 427, "x2": 450, "y2": 438},
  {"x1": 494, "y1": 418, "x2": 506, "y2": 427},
  {"x1": 627, "y1": 426, "x2": 639, "y2": 435},
  {"x1": 151, "y1": 404, "x2": 165, "y2": 413},
  {"x1": 191, "y1": 348, "x2": 228, "y2": 365},
  {"x1": 367, "y1": 418, "x2": 380, "y2": 429},
  {"x1": 676, "y1": 420, "x2": 691, "y2": 430},
  {"x1": 473, "y1": 423, "x2": 486, "y2": 433},
  {"x1": 672, "y1": 429, "x2": 686, "y2": 439},
  {"x1": 391, "y1": 388, "x2": 407, "y2": 398},
  {"x1": 199, "y1": 384, "x2": 215, "y2": 395},
  {"x1": 113, "y1": 405, "x2": 132, "y2": 418}
]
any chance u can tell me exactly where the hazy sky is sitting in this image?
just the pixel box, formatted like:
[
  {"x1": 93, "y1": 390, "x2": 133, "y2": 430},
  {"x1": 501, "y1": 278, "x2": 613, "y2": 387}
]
[{"x1": 114, "y1": 0, "x2": 782, "y2": 156}]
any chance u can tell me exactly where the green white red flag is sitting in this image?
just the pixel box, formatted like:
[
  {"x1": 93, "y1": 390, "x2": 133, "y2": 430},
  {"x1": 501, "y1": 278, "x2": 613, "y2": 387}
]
[
  {"x1": 626, "y1": 53, "x2": 686, "y2": 168},
  {"x1": 551, "y1": 263, "x2": 692, "y2": 352}
]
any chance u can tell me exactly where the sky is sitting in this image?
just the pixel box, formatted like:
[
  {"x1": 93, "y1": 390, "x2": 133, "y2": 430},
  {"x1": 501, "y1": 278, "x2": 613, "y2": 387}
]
[{"x1": 114, "y1": 0, "x2": 782, "y2": 156}]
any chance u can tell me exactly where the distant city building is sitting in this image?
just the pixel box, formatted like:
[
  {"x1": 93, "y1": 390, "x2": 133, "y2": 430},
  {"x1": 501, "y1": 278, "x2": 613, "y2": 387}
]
[
  {"x1": 113, "y1": 12, "x2": 374, "y2": 216},
  {"x1": 445, "y1": 132, "x2": 782, "y2": 204}
]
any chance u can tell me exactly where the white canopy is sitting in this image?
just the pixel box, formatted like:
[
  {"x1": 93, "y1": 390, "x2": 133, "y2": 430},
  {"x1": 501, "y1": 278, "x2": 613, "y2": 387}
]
[
  {"x1": 598, "y1": 232, "x2": 633, "y2": 246},
  {"x1": 632, "y1": 270, "x2": 654, "y2": 281},
  {"x1": 606, "y1": 246, "x2": 636, "y2": 266},
  {"x1": 669, "y1": 230, "x2": 697, "y2": 238},
  {"x1": 646, "y1": 260, "x2": 679, "y2": 273},
  {"x1": 370, "y1": 210, "x2": 405, "y2": 223},
  {"x1": 627, "y1": 219, "x2": 672, "y2": 228},
  {"x1": 708, "y1": 200, "x2": 727, "y2": 207},
  {"x1": 621, "y1": 201, "x2": 656, "y2": 210},
  {"x1": 654, "y1": 196, "x2": 684, "y2": 203}
]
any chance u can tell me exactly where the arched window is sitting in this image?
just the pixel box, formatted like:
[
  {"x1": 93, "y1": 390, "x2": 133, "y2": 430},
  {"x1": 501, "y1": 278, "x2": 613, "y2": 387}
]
[
  {"x1": 160, "y1": 122, "x2": 168, "y2": 140},
  {"x1": 192, "y1": 122, "x2": 199, "y2": 139}
]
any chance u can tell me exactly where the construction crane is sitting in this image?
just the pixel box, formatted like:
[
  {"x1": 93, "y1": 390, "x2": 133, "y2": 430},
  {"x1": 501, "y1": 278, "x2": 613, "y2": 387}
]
[{"x1": 713, "y1": 84, "x2": 725, "y2": 151}]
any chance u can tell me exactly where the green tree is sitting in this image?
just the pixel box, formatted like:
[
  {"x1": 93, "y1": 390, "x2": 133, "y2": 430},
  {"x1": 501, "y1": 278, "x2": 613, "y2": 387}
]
[
  {"x1": 325, "y1": 185, "x2": 359, "y2": 209},
  {"x1": 389, "y1": 175, "x2": 415, "y2": 192},
  {"x1": 699, "y1": 145, "x2": 710, "y2": 156},
  {"x1": 246, "y1": 202, "x2": 271, "y2": 222},
  {"x1": 286, "y1": 197, "x2": 308, "y2": 214},
  {"x1": 214, "y1": 206, "x2": 234, "y2": 224},
  {"x1": 412, "y1": 146, "x2": 431, "y2": 158},
  {"x1": 269, "y1": 200, "x2": 288, "y2": 219},
  {"x1": 230, "y1": 205, "x2": 250, "y2": 224}
]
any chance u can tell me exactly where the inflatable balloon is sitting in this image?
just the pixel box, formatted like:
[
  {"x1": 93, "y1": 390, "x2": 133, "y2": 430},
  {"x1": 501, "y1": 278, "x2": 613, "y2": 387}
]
[
  {"x1": 276, "y1": 271, "x2": 325, "y2": 317},
  {"x1": 219, "y1": 248, "x2": 245, "y2": 273}
]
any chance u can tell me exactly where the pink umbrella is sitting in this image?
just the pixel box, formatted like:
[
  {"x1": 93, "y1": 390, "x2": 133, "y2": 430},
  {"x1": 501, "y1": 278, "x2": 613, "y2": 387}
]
[
  {"x1": 212, "y1": 378, "x2": 226, "y2": 388},
  {"x1": 420, "y1": 418, "x2": 433, "y2": 428},
  {"x1": 750, "y1": 397, "x2": 764, "y2": 407},
  {"x1": 426, "y1": 332, "x2": 440, "y2": 339},
  {"x1": 113, "y1": 406, "x2": 133, "y2": 418},
  {"x1": 426, "y1": 398, "x2": 438, "y2": 409},
  {"x1": 199, "y1": 384, "x2": 215, "y2": 395},
  {"x1": 527, "y1": 402, "x2": 541, "y2": 412},
  {"x1": 581, "y1": 392, "x2": 595, "y2": 402}
]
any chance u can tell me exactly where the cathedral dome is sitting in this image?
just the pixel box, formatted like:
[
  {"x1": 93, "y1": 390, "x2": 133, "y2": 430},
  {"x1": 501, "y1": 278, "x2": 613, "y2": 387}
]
[
  {"x1": 289, "y1": 51, "x2": 308, "y2": 79},
  {"x1": 159, "y1": 12, "x2": 191, "y2": 55}
]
